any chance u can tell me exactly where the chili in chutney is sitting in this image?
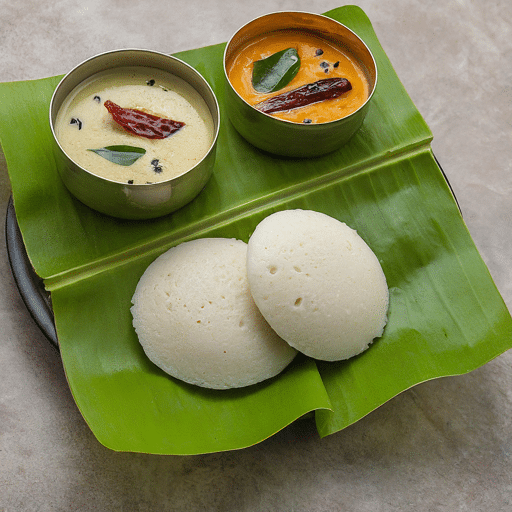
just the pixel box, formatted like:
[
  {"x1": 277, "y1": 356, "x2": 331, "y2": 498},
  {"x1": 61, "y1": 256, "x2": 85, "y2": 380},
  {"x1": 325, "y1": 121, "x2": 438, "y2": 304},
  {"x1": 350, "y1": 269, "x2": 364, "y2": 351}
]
[{"x1": 226, "y1": 30, "x2": 369, "y2": 124}]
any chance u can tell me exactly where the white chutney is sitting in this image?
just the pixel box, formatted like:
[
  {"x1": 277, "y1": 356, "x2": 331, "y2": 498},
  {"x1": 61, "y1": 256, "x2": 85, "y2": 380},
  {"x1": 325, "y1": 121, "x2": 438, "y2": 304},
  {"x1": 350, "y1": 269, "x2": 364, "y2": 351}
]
[{"x1": 55, "y1": 66, "x2": 214, "y2": 184}]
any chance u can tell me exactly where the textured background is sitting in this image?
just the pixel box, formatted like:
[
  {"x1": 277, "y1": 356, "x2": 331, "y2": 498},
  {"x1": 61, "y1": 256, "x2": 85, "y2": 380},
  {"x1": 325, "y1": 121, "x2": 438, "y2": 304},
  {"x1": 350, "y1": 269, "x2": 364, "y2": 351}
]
[{"x1": 1, "y1": 1, "x2": 511, "y2": 510}]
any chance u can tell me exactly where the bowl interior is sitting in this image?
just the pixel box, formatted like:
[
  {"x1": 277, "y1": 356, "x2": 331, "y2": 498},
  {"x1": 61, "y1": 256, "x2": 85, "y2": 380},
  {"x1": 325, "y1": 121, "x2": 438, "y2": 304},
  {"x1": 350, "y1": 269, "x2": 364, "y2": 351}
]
[
  {"x1": 224, "y1": 11, "x2": 377, "y2": 115},
  {"x1": 51, "y1": 49, "x2": 220, "y2": 145},
  {"x1": 49, "y1": 49, "x2": 220, "y2": 218}
]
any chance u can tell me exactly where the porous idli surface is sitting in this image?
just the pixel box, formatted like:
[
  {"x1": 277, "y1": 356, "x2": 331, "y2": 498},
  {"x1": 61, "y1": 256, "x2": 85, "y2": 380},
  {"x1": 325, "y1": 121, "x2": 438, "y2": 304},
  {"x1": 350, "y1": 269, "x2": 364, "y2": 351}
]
[
  {"x1": 246, "y1": 210, "x2": 389, "y2": 361},
  {"x1": 131, "y1": 237, "x2": 297, "y2": 389}
]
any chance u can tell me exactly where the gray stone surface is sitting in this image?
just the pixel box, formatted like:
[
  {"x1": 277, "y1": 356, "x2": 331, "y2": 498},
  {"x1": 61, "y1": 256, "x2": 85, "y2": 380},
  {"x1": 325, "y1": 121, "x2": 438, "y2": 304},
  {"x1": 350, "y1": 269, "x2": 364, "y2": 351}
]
[{"x1": 1, "y1": 1, "x2": 511, "y2": 510}]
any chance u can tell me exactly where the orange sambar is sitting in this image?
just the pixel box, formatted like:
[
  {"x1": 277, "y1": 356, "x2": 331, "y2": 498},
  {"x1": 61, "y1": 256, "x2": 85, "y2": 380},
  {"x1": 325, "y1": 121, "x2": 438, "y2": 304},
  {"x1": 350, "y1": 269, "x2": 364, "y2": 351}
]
[{"x1": 227, "y1": 29, "x2": 369, "y2": 124}]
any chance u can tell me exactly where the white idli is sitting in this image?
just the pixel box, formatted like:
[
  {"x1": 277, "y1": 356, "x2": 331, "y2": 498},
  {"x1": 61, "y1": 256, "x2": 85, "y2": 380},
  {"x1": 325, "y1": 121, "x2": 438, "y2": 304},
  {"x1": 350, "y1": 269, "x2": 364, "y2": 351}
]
[
  {"x1": 131, "y1": 237, "x2": 297, "y2": 389},
  {"x1": 246, "y1": 210, "x2": 389, "y2": 361}
]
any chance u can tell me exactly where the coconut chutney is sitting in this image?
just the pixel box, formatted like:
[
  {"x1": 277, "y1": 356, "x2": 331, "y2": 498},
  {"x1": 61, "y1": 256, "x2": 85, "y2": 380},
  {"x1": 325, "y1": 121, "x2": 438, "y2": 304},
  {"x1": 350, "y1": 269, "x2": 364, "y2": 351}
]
[{"x1": 55, "y1": 66, "x2": 214, "y2": 184}]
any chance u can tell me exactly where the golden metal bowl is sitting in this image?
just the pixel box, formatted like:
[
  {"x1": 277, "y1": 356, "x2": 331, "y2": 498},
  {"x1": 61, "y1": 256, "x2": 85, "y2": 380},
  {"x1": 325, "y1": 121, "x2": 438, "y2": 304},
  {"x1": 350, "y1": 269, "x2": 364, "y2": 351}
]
[
  {"x1": 50, "y1": 49, "x2": 219, "y2": 219},
  {"x1": 223, "y1": 11, "x2": 377, "y2": 158}
]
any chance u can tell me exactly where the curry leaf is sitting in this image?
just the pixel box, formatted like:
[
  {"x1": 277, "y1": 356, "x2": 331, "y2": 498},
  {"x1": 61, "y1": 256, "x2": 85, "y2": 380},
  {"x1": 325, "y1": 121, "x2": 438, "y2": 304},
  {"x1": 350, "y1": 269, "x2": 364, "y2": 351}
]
[
  {"x1": 252, "y1": 48, "x2": 301, "y2": 93},
  {"x1": 88, "y1": 145, "x2": 146, "y2": 166}
]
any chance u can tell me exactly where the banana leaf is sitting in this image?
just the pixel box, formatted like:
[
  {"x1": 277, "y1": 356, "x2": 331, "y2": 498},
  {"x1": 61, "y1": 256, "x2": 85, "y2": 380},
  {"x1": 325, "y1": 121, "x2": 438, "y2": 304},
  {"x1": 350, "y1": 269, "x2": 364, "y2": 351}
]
[{"x1": 1, "y1": 5, "x2": 511, "y2": 454}]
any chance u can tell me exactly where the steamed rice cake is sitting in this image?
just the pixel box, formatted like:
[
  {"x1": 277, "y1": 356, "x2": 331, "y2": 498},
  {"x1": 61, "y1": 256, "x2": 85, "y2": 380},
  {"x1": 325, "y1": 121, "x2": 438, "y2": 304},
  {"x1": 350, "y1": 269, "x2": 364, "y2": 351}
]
[
  {"x1": 130, "y1": 237, "x2": 297, "y2": 389},
  {"x1": 246, "y1": 210, "x2": 389, "y2": 361}
]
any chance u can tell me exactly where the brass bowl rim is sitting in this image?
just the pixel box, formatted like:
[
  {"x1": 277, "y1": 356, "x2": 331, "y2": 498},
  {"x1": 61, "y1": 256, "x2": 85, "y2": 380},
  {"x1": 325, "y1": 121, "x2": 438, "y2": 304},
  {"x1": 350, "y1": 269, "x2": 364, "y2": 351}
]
[
  {"x1": 223, "y1": 10, "x2": 378, "y2": 127},
  {"x1": 49, "y1": 48, "x2": 220, "y2": 188}
]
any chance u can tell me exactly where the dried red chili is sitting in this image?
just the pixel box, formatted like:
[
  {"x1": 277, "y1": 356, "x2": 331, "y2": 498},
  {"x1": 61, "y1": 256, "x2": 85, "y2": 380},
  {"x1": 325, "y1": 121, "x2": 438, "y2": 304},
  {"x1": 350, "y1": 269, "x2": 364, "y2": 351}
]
[
  {"x1": 255, "y1": 77, "x2": 352, "y2": 115},
  {"x1": 104, "y1": 100, "x2": 185, "y2": 139}
]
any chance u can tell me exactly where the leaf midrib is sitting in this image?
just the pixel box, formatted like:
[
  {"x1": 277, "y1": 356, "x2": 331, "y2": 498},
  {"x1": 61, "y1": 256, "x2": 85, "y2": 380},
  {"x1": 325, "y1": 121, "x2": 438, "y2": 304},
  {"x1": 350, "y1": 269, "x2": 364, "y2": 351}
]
[{"x1": 43, "y1": 139, "x2": 433, "y2": 292}]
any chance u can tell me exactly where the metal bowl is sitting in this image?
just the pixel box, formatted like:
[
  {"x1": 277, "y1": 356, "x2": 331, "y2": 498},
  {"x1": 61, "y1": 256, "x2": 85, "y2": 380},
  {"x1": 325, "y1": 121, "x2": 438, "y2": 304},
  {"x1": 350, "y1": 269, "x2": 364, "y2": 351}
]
[
  {"x1": 223, "y1": 11, "x2": 377, "y2": 158},
  {"x1": 50, "y1": 49, "x2": 219, "y2": 219}
]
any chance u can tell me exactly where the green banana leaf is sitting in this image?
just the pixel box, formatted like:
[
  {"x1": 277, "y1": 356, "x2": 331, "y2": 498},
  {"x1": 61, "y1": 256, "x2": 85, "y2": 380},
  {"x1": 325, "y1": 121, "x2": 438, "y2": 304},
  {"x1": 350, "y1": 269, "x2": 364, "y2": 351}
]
[{"x1": 1, "y1": 5, "x2": 511, "y2": 454}]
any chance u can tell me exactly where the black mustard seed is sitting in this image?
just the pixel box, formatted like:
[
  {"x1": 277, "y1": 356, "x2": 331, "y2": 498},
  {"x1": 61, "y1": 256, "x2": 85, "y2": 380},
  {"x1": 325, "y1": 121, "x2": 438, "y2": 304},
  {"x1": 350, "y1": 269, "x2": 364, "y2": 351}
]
[
  {"x1": 151, "y1": 158, "x2": 163, "y2": 174},
  {"x1": 70, "y1": 117, "x2": 82, "y2": 130}
]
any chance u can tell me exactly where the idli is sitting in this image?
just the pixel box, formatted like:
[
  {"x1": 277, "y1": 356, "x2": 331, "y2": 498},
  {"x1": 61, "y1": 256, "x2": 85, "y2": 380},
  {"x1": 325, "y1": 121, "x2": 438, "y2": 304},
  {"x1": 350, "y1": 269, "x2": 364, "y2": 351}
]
[
  {"x1": 131, "y1": 237, "x2": 297, "y2": 389},
  {"x1": 246, "y1": 210, "x2": 389, "y2": 361}
]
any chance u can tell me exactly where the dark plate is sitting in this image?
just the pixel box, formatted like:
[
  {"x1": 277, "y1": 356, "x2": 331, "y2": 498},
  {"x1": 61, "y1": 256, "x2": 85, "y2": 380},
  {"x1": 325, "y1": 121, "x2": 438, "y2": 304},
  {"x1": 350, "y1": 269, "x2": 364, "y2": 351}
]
[
  {"x1": 5, "y1": 196, "x2": 59, "y2": 350},
  {"x1": 3, "y1": 155, "x2": 459, "y2": 354}
]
